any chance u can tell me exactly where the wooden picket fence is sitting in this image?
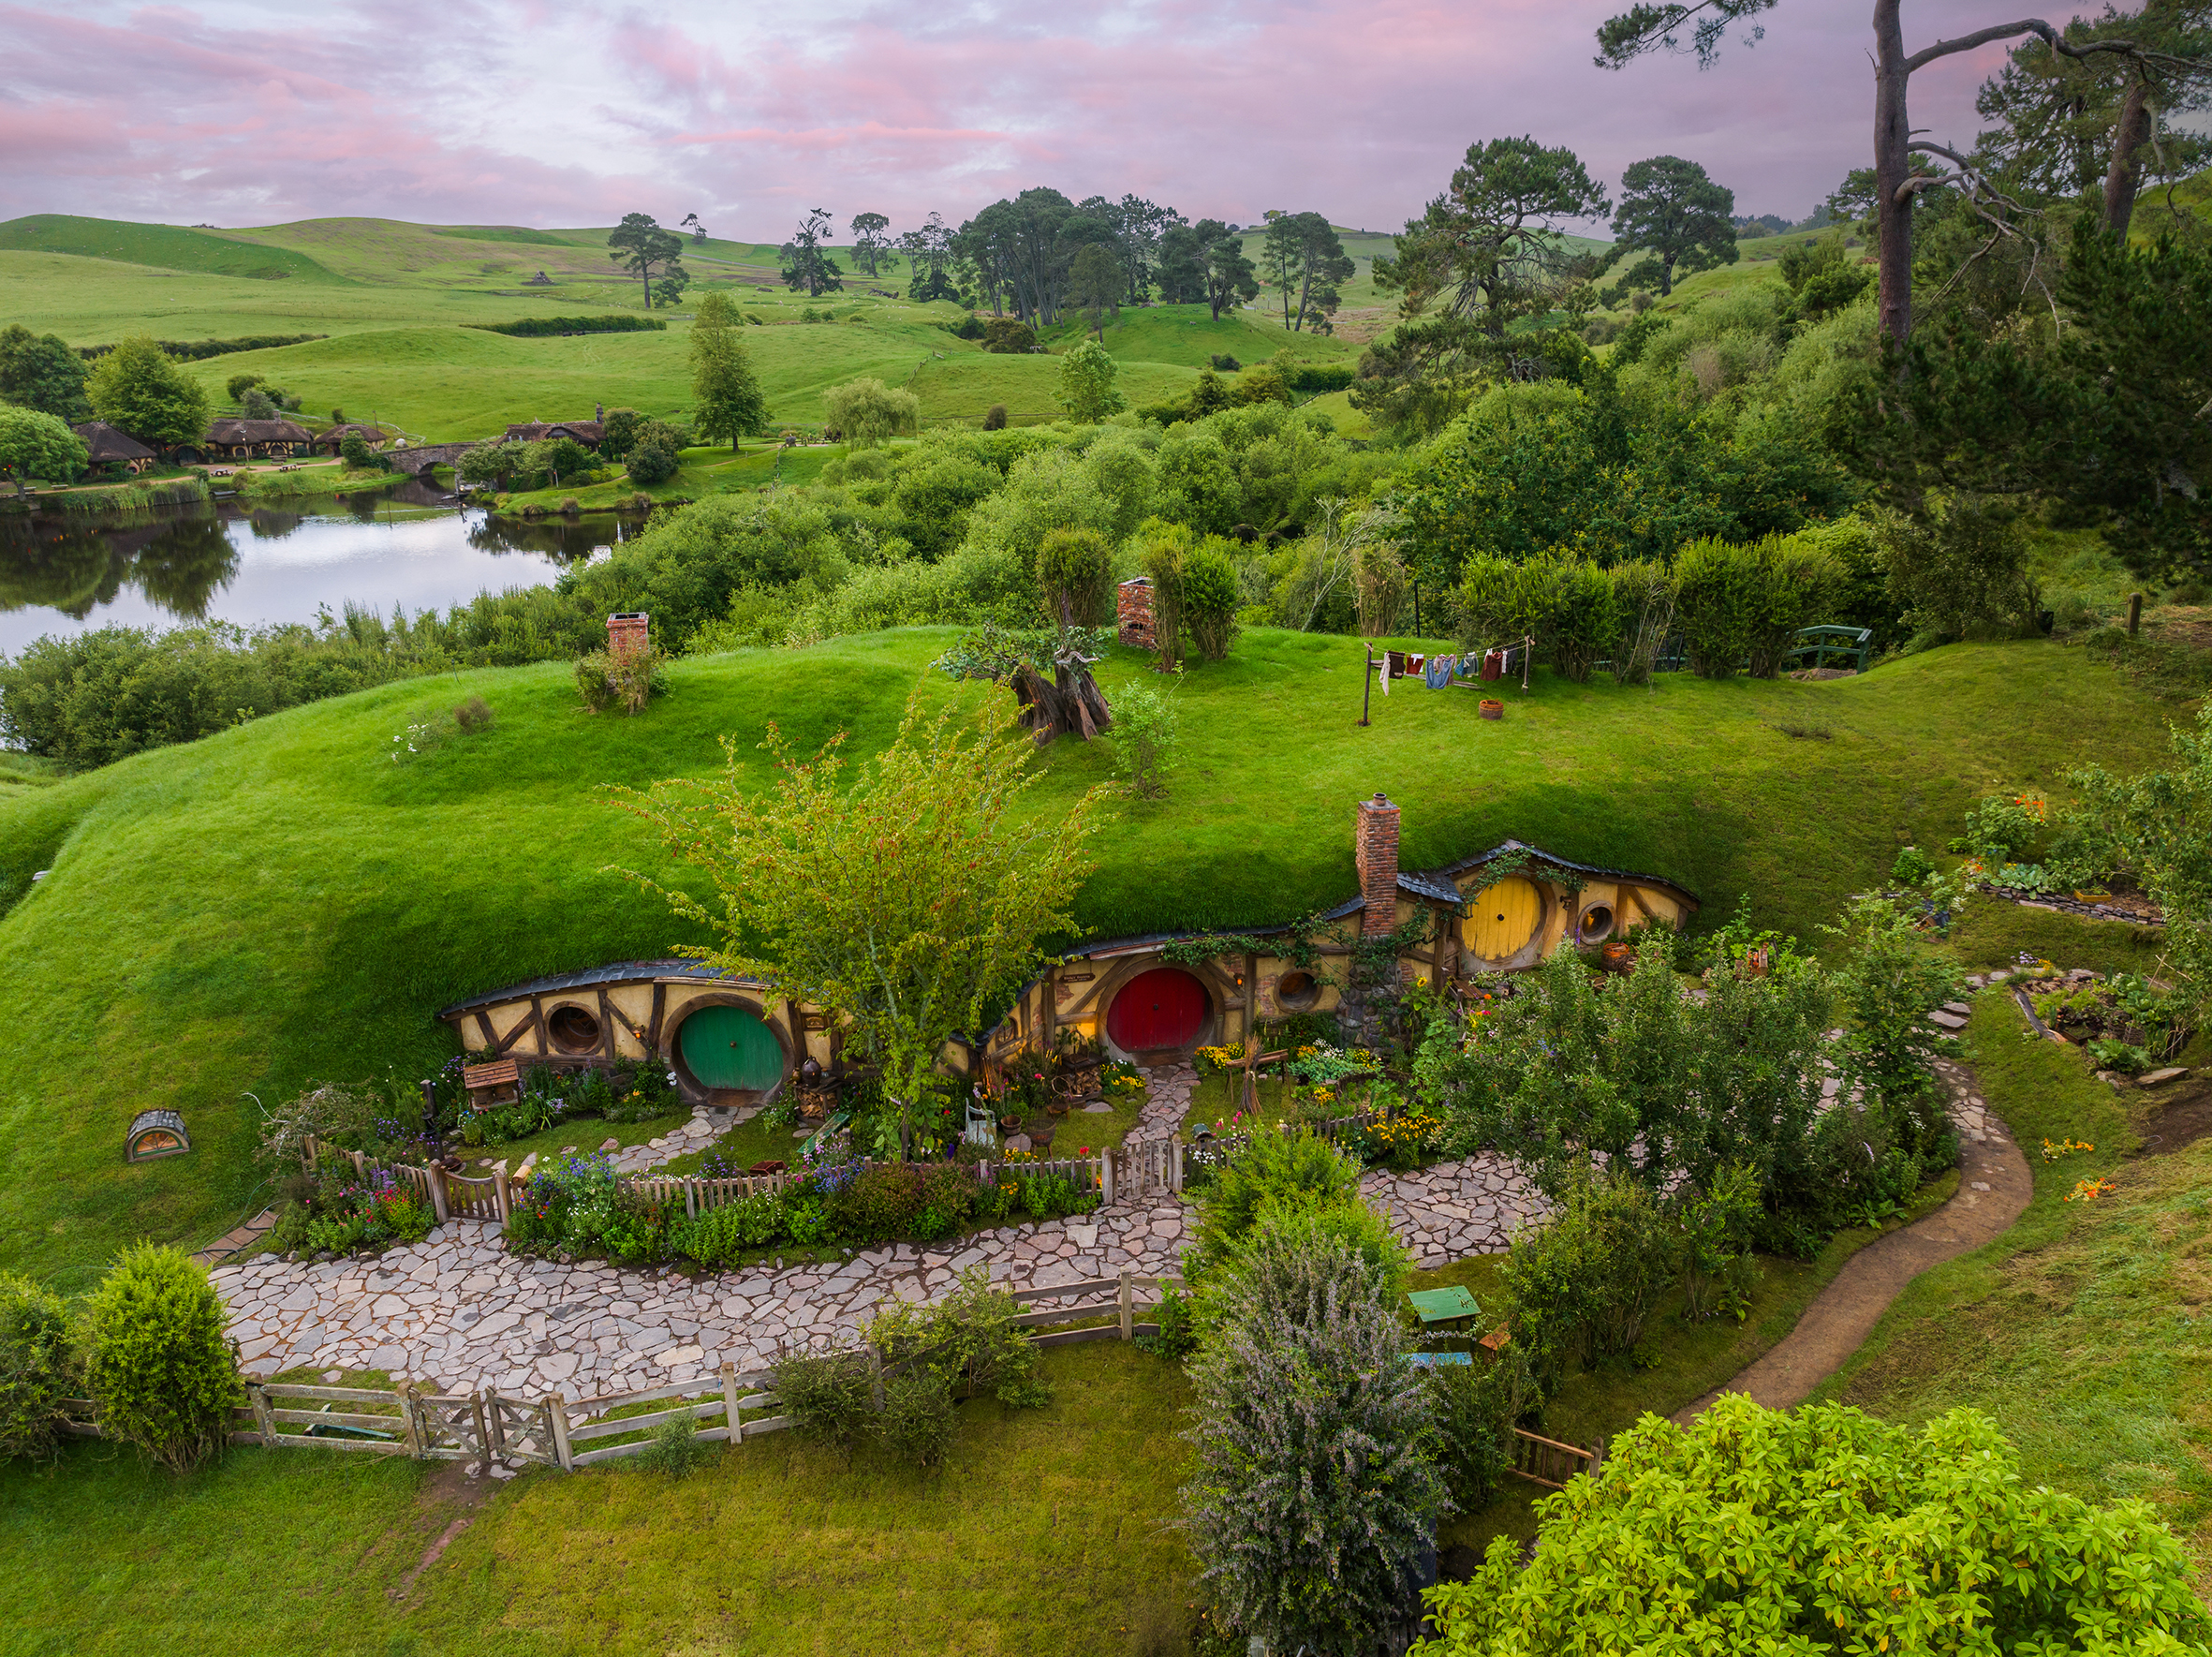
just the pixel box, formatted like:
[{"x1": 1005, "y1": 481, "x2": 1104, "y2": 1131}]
[
  {"x1": 302, "y1": 1138, "x2": 1116, "y2": 1225},
  {"x1": 55, "y1": 1271, "x2": 1179, "y2": 1472}
]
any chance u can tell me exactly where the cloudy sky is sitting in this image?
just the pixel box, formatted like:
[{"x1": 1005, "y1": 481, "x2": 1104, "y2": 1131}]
[{"x1": 0, "y1": 1, "x2": 2026, "y2": 239}]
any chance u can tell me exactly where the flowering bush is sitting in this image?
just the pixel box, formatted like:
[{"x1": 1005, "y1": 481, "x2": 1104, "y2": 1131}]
[
  {"x1": 268, "y1": 1165, "x2": 434, "y2": 1257},
  {"x1": 1362, "y1": 1110, "x2": 1443, "y2": 1172}
]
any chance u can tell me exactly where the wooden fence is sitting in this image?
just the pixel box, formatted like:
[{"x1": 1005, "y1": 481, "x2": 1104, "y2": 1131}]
[
  {"x1": 302, "y1": 1138, "x2": 1116, "y2": 1225},
  {"x1": 1507, "y1": 1427, "x2": 1603, "y2": 1489},
  {"x1": 57, "y1": 1271, "x2": 1180, "y2": 1473}
]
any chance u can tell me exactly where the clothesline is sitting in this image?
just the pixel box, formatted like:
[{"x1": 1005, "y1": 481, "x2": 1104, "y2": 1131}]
[{"x1": 1370, "y1": 635, "x2": 1535, "y2": 694}]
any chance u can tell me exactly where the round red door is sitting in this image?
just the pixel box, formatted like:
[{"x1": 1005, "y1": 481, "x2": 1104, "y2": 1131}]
[{"x1": 1106, "y1": 967, "x2": 1208, "y2": 1052}]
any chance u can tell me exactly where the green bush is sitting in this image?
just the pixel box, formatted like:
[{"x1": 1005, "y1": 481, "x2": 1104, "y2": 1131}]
[
  {"x1": 870, "y1": 1264, "x2": 1051, "y2": 1408},
  {"x1": 1549, "y1": 557, "x2": 1619, "y2": 683},
  {"x1": 1182, "y1": 538, "x2": 1241, "y2": 661},
  {"x1": 1036, "y1": 525, "x2": 1114, "y2": 626},
  {"x1": 1605, "y1": 559, "x2": 1675, "y2": 684},
  {"x1": 1499, "y1": 1171, "x2": 1679, "y2": 1388},
  {"x1": 1187, "y1": 1127, "x2": 1364, "y2": 1284},
  {"x1": 1416, "y1": 1397, "x2": 2212, "y2": 1655},
  {"x1": 827, "y1": 1161, "x2": 926, "y2": 1244},
  {"x1": 877, "y1": 1367, "x2": 957, "y2": 1467},
  {"x1": 767, "y1": 1349, "x2": 875, "y2": 1458},
  {"x1": 0, "y1": 1272, "x2": 73, "y2": 1462},
  {"x1": 626, "y1": 443, "x2": 678, "y2": 486},
  {"x1": 635, "y1": 1413, "x2": 715, "y2": 1478},
  {"x1": 1672, "y1": 533, "x2": 1837, "y2": 679},
  {"x1": 1427, "y1": 1341, "x2": 1538, "y2": 1511},
  {"x1": 80, "y1": 1245, "x2": 243, "y2": 1472},
  {"x1": 671, "y1": 1192, "x2": 785, "y2": 1265}
]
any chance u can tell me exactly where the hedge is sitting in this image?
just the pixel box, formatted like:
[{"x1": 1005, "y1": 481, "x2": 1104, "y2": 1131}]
[
  {"x1": 465, "y1": 316, "x2": 668, "y2": 338},
  {"x1": 76, "y1": 334, "x2": 325, "y2": 362}
]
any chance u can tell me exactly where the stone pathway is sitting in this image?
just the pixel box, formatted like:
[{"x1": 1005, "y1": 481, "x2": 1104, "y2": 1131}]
[{"x1": 1361, "y1": 1159, "x2": 1548, "y2": 1268}]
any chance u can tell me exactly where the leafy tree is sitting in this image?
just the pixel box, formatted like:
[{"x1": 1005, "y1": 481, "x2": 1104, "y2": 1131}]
[
  {"x1": 85, "y1": 334, "x2": 209, "y2": 451},
  {"x1": 1609, "y1": 154, "x2": 1738, "y2": 296},
  {"x1": 223, "y1": 371, "x2": 262, "y2": 404},
  {"x1": 689, "y1": 292, "x2": 769, "y2": 451},
  {"x1": 0, "y1": 1271, "x2": 73, "y2": 1462},
  {"x1": 1595, "y1": 2, "x2": 2206, "y2": 342},
  {"x1": 1066, "y1": 243, "x2": 1124, "y2": 337},
  {"x1": 626, "y1": 443, "x2": 677, "y2": 485},
  {"x1": 0, "y1": 406, "x2": 88, "y2": 491},
  {"x1": 0, "y1": 324, "x2": 92, "y2": 422},
  {"x1": 80, "y1": 1245, "x2": 243, "y2": 1473},
  {"x1": 337, "y1": 433, "x2": 386, "y2": 471},
  {"x1": 608, "y1": 213, "x2": 686, "y2": 309},
  {"x1": 981, "y1": 318, "x2": 1037, "y2": 353},
  {"x1": 1036, "y1": 525, "x2": 1113, "y2": 624},
  {"x1": 1182, "y1": 537, "x2": 1240, "y2": 658},
  {"x1": 898, "y1": 213, "x2": 956, "y2": 301},
  {"x1": 597, "y1": 407, "x2": 646, "y2": 461},
  {"x1": 822, "y1": 377, "x2": 918, "y2": 448},
  {"x1": 241, "y1": 388, "x2": 275, "y2": 421},
  {"x1": 1416, "y1": 1395, "x2": 2212, "y2": 1655},
  {"x1": 652, "y1": 267, "x2": 690, "y2": 308},
  {"x1": 1055, "y1": 338, "x2": 1126, "y2": 422},
  {"x1": 612, "y1": 692, "x2": 1113, "y2": 1157},
  {"x1": 780, "y1": 209, "x2": 846, "y2": 298},
  {"x1": 1183, "y1": 1218, "x2": 1444, "y2": 1657},
  {"x1": 849, "y1": 212, "x2": 891, "y2": 277},
  {"x1": 1260, "y1": 211, "x2": 1357, "y2": 332},
  {"x1": 1202, "y1": 232, "x2": 1261, "y2": 321}
]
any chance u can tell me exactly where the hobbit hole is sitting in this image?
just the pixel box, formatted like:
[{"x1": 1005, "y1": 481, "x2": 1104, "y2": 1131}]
[
  {"x1": 1464, "y1": 875, "x2": 1543, "y2": 962},
  {"x1": 1104, "y1": 966, "x2": 1210, "y2": 1052},
  {"x1": 675, "y1": 1003, "x2": 785, "y2": 1095}
]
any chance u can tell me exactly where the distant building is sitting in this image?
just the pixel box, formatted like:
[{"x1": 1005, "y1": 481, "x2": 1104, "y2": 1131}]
[
  {"x1": 72, "y1": 422, "x2": 157, "y2": 475},
  {"x1": 189, "y1": 418, "x2": 314, "y2": 463},
  {"x1": 503, "y1": 420, "x2": 605, "y2": 448},
  {"x1": 523, "y1": 271, "x2": 553, "y2": 286},
  {"x1": 312, "y1": 423, "x2": 393, "y2": 458}
]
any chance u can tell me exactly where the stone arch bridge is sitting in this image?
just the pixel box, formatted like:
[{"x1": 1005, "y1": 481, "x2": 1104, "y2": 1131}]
[{"x1": 383, "y1": 443, "x2": 477, "y2": 478}]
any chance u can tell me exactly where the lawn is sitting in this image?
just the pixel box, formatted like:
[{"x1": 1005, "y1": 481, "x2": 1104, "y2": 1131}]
[
  {"x1": 0, "y1": 629, "x2": 2181, "y2": 1285},
  {"x1": 0, "y1": 1339, "x2": 1200, "y2": 1657}
]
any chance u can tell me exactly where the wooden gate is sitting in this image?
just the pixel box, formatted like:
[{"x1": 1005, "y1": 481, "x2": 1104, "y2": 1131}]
[
  {"x1": 1122, "y1": 1136, "x2": 1181, "y2": 1201},
  {"x1": 408, "y1": 1390, "x2": 489, "y2": 1462},
  {"x1": 484, "y1": 1390, "x2": 560, "y2": 1467}
]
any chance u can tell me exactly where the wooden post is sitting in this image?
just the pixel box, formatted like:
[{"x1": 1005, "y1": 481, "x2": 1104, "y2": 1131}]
[
  {"x1": 490, "y1": 1160, "x2": 510, "y2": 1223},
  {"x1": 469, "y1": 1390, "x2": 494, "y2": 1473},
  {"x1": 1099, "y1": 1147, "x2": 1113, "y2": 1206},
  {"x1": 2128, "y1": 591, "x2": 2144, "y2": 637},
  {"x1": 1118, "y1": 1269, "x2": 1133, "y2": 1340},
  {"x1": 549, "y1": 1391, "x2": 574, "y2": 1472},
  {"x1": 398, "y1": 1382, "x2": 424, "y2": 1457},
  {"x1": 426, "y1": 1163, "x2": 450, "y2": 1224},
  {"x1": 721, "y1": 1363, "x2": 742, "y2": 1446},
  {"x1": 1171, "y1": 1139, "x2": 1184, "y2": 1195},
  {"x1": 686, "y1": 1178, "x2": 699, "y2": 1220},
  {"x1": 1359, "y1": 644, "x2": 1373, "y2": 727},
  {"x1": 250, "y1": 1383, "x2": 277, "y2": 1448}
]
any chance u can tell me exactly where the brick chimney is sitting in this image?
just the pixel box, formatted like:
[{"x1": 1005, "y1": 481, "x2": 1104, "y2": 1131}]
[
  {"x1": 1116, "y1": 577, "x2": 1156, "y2": 649},
  {"x1": 608, "y1": 612, "x2": 649, "y2": 659},
  {"x1": 1354, "y1": 793, "x2": 1400, "y2": 938}
]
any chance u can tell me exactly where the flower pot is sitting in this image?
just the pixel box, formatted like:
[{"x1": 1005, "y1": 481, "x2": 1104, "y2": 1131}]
[
  {"x1": 1600, "y1": 940, "x2": 1634, "y2": 974},
  {"x1": 1480, "y1": 699, "x2": 1504, "y2": 721},
  {"x1": 998, "y1": 1115, "x2": 1023, "y2": 1133},
  {"x1": 1046, "y1": 1101, "x2": 1070, "y2": 1117}
]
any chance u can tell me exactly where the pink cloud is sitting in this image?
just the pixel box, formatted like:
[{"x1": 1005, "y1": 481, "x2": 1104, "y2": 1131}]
[{"x1": 0, "y1": 0, "x2": 2030, "y2": 237}]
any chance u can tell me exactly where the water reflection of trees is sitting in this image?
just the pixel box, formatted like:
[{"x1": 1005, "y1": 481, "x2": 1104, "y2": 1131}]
[
  {"x1": 0, "y1": 508, "x2": 239, "y2": 619},
  {"x1": 465, "y1": 510, "x2": 644, "y2": 563}
]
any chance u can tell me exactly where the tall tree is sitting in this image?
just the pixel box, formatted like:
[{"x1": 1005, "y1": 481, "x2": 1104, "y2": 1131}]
[
  {"x1": 611, "y1": 693, "x2": 1112, "y2": 1160},
  {"x1": 901, "y1": 213, "x2": 957, "y2": 302},
  {"x1": 779, "y1": 209, "x2": 846, "y2": 298},
  {"x1": 1261, "y1": 211, "x2": 1358, "y2": 332},
  {"x1": 1067, "y1": 244, "x2": 1125, "y2": 338},
  {"x1": 680, "y1": 212, "x2": 708, "y2": 244},
  {"x1": 1610, "y1": 155, "x2": 1738, "y2": 295},
  {"x1": 1202, "y1": 232, "x2": 1261, "y2": 321},
  {"x1": 609, "y1": 213, "x2": 685, "y2": 309},
  {"x1": 849, "y1": 212, "x2": 891, "y2": 277},
  {"x1": 689, "y1": 292, "x2": 770, "y2": 451},
  {"x1": 0, "y1": 325, "x2": 93, "y2": 423},
  {"x1": 1596, "y1": 2, "x2": 2209, "y2": 342},
  {"x1": 0, "y1": 406, "x2": 87, "y2": 493},
  {"x1": 85, "y1": 334, "x2": 209, "y2": 451}
]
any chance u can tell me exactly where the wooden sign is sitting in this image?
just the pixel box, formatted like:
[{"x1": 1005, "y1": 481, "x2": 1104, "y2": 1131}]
[{"x1": 802, "y1": 1013, "x2": 830, "y2": 1031}]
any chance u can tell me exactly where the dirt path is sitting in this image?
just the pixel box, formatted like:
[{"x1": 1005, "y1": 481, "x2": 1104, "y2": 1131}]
[{"x1": 1674, "y1": 1054, "x2": 2033, "y2": 1422}]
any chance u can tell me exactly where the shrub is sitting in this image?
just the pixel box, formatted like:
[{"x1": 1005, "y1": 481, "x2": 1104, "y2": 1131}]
[
  {"x1": 1036, "y1": 525, "x2": 1114, "y2": 626},
  {"x1": 1674, "y1": 1161, "x2": 1763, "y2": 1324},
  {"x1": 827, "y1": 1161, "x2": 926, "y2": 1244},
  {"x1": 240, "y1": 388, "x2": 275, "y2": 421},
  {"x1": 823, "y1": 377, "x2": 920, "y2": 448},
  {"x1": 1674, "y1": 533, "x2": 1838, "y2": 678},
  {"x1": 1606, "y1": 559, "x2": 1675, "y2": 685},
  {"x1": 767, "y1": 1349, "x2": 875, "y2": 1458},
  {"x1": 1427, "y1": 1341, "x2": 1538, "y2": 1511},
  {"x1": 1134, "y1": 517, "x2": 1191, "y2": 668},
  {"x1": 1183, "y1": 1221, "x2": 1444, "y2": 1657},
  {"x1": 1549, "y1": 557, "x2": 1619, "y2": 683},
  {"x1": 1416, "y1": 1396, "x2": 2212, "y2": 1655},
  {"x1": 1497, "y1": 1170, "x2": 1680, "y2": 1387},
  {"x1": 80, "y1": 1245, "x2": 243, "y2": 1472},
  {"x1": 626, "y1": 443, "x2": 677, "y2": 485},
  {"x1": 1182, "y1": 538, "x2": 1241, "y2": 660},
  {"x1": 671, "y1": 1191, "x2": 785, "y2": 1265},
  {"x1": 1187, "y1": 1127, "x2": 1364, "y2": 1283},
  {"x1": 453, "y1": 693, "x2": 494, "y2": 734},
  {"x1": 1109, "y1": 680, "x2": 1180, "y2": 800},
  {"x1": 981, "y1": 403, "x2": 1008, "y2": 431},
  {"x1": 0, "y1": 1272, "x2": 73, "y2": 1462},
  {"x1": 574, "y1": 643, "x2": 666, "y2": 715},
  {"x1": 225, "y1": 372, "x2": 263, "y2": 402},
  {"x1": 636, "y1": 1413, "x2": 715, "y2": 1478},
  {"x1": 877, "y1": 1367, "x2": 957, "y2": 1467},
  {"x1": 982, "y1": 318, "x2": 1037, "y2": 353},
  {"x1": 1872, "y1": 496, "x2": 2032, "y2": 642}
]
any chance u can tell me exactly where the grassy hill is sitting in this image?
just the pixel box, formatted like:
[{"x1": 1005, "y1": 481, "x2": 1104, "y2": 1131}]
[
  {"x1": 0, "y1": 629, "x2": 2179, "y2": 1287},
  {"x1": 0, "y1": 215, "x2": 345, "y2": 284}
]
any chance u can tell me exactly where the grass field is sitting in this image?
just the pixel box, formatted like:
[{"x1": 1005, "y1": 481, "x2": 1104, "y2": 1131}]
[{"x1": 0, "y1": 629, "x2": 2182, "y2": 1285}]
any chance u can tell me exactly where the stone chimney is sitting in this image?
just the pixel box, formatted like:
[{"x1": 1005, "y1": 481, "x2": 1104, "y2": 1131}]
[
  {"x1": 1116, "y1": 577, "x2": 1156, "y2": 649},
  {"x1": 1355, "y1": 793, "x2": 1400, "y2": 938},
  {"x1": 608, "y1": 612, "x2": 649, "y2": 660}
]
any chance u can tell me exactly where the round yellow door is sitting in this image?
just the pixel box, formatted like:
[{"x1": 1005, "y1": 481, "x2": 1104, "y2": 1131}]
[{"x1": 1463, "y1": 876, "x2": 1542, "y2": 960}]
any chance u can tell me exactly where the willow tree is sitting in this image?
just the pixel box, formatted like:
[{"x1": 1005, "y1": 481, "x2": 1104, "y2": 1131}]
[{"x1": 610, "y1": 691, "x2": 1113, "y2": 1156}]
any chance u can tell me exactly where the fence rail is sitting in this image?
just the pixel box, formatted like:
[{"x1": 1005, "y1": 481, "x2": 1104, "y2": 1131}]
[
  {"x1": 62, "y1": 1273, "x2": 1178, "y2": 1473},
  {"x1": 1507, "y1": 1427, "x2": 1603, "y2": 1489}
]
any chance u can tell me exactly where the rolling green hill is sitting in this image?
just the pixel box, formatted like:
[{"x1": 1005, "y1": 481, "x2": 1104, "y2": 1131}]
[
  {"x1": 0, "y1": 629, "x2": 2176, "y2": 1286},
  {"x1": 0, "y1": 215, "x2": 344, "y2": 284}
]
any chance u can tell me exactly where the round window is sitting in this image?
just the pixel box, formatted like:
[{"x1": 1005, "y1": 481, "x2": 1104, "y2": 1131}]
[
  {"x1": 1578, "y1": 905, "x2": 1616, "y2": 944},
  {"x1": 547, "y1": 1004, "x2": 602, "y2": 1054},
  {"x1": 1275, "y1": 970, "x2": 1320, "y2": 1011}
]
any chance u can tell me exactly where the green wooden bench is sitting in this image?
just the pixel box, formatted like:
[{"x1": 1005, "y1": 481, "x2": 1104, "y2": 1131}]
[
  {"x1": 1408, "y1": 1284, "x2": 1481, "y2": 1330},
  {"x1": 1784, "y1": 624, "x2": 1874, "y2": 673}
]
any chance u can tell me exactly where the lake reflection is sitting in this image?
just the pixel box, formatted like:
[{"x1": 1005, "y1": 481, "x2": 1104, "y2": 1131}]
[{"x1": 0, "y1": 482, "x2": 650, "y2": 657}]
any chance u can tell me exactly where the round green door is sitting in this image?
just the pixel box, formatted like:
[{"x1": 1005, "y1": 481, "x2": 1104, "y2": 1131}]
[{"x1": 677, "y1": 1005, "x2": 784, "y2": 1092}]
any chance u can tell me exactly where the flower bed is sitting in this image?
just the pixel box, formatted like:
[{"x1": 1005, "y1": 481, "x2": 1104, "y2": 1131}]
[
  {"x1": 266, "y1": 1163, "x2": 435, "y2": 1258},
  {"x1": 2013, "y1": 957, "x2": 2190, "y2": 1073},
  {"x1": 504, "y1": 1136, "x2": 1104, "y2": 1270},
  {"x1": 451, "y1": 1054, "x2": 684, "y2": 1149}
]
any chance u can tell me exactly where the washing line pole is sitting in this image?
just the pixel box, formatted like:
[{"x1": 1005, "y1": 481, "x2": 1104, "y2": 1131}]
[{"x1": 1359, "y1": 644, "x2": 1373, "y2": 728}]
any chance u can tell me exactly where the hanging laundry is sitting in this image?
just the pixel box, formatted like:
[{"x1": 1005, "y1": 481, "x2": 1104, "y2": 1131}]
[
  {"x1": 1423, "y1": 655, "x2": 1454, "y2": 689},
  {"x1": 1481, "y1": 649, "x2": 1505, "y2": 682},
  {"x1": 1379, "y1": 655, "x2": 1392, "y2": 695}
]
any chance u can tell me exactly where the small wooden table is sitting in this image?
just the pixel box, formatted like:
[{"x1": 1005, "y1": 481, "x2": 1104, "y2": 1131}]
[{"x1": 1408, "y1": 1285, "x2": 1481, "y2": 1330}]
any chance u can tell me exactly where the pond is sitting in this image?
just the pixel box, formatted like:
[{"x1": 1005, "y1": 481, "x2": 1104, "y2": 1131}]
[{"x1": 0, "y1": 480, "x2": 652, "y2": 658}]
